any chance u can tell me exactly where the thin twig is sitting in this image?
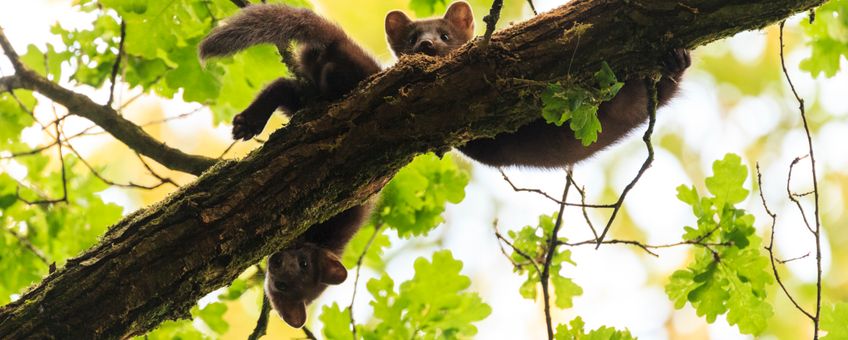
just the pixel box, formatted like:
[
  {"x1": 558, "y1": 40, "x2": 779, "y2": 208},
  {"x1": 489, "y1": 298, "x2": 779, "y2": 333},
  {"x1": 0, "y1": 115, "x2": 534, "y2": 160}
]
[
  {"x1": 247, "y1": 293, "x2": 272, "y2": 340},
  {"x1": 596, "y1": 77, "x2": 659, "y2": 248},
  {"x1": 493, "y1": 225, "x2": 542, "y2": 275},
  {"x1": 302, "y1": 326, "x2": 318, "y2": 340},
  {"x1": 757, "y1": 163, "x2": 815, "y2": 321},
  {"x1": 787, "y1": 155, "x2": 814, "y2": 234},
  {"x1": 499, "y1": 169, "x2": 614, "y2": 208},
  {"x1": 566, "y1": 170, "x2": 599, "y2": 240},
  {"x1": 540, "y1": 171, "x2": 571, "y2": 340},
  {"x1": 0, "y1": 27, "x2": 25, "y2": 72},
  {"x1": 106, "y1": 20, "x2": 126, "y2": 107},
  {"x1": 4, "y1": 227, "x2": 50, "y2": 265},
  {"x1": 779, "y1": 21, "x2": 822, "y2": 338},
  {"x1": 481, "y1": 0, "x2": 504, "y2": 47},
  {"x1": 778, "y1": 252, "x2": 810, "y2": 264},
  {"x1": 349, "y1": 224, "x2": 383, "y2": 338},
  {"x1": 63, "y1": 141, "x2": 172, "y2": 190},
  {"x1": 230, "y1": 0, "x2": 250, "y2": 8},
  {"x1": 17, "y1": 109, "x2": 68, "y2": 205},
  {"x1": 527, "y1": 0, "x2": 538, "y2": 15}
]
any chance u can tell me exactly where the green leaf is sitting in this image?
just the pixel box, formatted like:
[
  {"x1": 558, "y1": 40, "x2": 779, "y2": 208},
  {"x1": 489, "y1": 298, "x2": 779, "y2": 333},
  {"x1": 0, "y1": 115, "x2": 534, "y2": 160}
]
[
  {"x1": 704, "y1": 153, "x2": 748, "y2": 209},
  {"x1": 800, "y1": 0, "x2": 848, "y2": 77},
  {"x1": 506, "y1": 213, "x2": 582, "y2": 309},
  {"x1": 555, "y1": 317, "x2": 635, "y2": 340},
  {"x1": 540, "y1": 62, "x2": 622, "y2": 146},
  {"x1": 378, "y1": 153, "x2": 469, "y2": 237},
  {"x1": 341, "y1": 224, "x2": 391, "y2": 270},
  {"x1": 666, "y1": 154, "x2": 773, "y2": 335},
  {"x1": 362, "y1": 250, "x2": 490, "y2": 339},
  {"x1": 320, "y1": 303, "x2": 355, "y2": 340},
  {"x1": 195, "y1": 302, "x2": 228, "y2": 335},
  {"x1": 821, "y1": 302, "x2": 848, "y2": 340}
]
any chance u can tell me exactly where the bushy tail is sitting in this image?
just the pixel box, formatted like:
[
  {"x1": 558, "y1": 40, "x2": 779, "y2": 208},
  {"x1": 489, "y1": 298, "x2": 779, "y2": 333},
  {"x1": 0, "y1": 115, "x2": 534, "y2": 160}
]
[{"x1": 199, "y1": 4, "x2": 347, "y2": 60}]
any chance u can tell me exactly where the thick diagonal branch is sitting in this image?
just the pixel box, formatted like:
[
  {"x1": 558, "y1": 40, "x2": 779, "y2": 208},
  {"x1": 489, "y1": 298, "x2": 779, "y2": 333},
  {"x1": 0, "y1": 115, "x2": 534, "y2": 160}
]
[{"x1": 0, "y1": 0, "x2": 824, "y2": 338}]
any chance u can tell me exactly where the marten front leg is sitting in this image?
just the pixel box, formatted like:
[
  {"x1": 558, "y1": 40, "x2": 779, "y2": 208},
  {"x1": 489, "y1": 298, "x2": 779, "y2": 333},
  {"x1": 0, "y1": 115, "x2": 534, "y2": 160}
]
[{"x1": 232, "y1": 78, "x2": 304, "y2": 141}]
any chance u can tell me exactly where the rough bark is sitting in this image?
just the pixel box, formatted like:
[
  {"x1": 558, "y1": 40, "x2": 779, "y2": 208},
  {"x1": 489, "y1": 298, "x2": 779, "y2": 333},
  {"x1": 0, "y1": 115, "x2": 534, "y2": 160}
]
[{"x1": 0, "y1": 0, "x2": 825, "y2": 338}]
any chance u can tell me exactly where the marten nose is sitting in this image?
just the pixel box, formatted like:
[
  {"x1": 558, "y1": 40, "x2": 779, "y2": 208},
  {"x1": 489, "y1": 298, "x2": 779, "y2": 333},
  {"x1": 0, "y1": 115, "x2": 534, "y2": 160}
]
[{"x1": 417, "y1": 40, "x2": 436, "y2": 56}]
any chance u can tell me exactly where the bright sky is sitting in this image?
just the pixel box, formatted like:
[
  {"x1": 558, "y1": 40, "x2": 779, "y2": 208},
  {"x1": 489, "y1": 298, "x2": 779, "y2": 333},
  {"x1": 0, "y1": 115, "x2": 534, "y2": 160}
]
[{"x1": 2, "y1": 1, "x2": 847, "y2": 339}]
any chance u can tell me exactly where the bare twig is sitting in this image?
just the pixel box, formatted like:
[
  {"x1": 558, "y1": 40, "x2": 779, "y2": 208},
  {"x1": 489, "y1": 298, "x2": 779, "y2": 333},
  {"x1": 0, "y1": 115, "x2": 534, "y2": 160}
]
[
  {"x1": 230, "y1": 0, "x2": 250, "y2": 8},
  {"x1": 527, "y1": 0, "x2": 538, "y2": 15},
  {"x1": 481, "y1": 0, "x2": 504, "y2": 47},
  {"x1": 247, "y1": 293, "x2": 272, "y2": 340},
  {"x1": 493, "y1": 225, "x2": 542, "y2": 275},
  {"x1": 106, "y1": 20, "x2": 127, "y2": 107},
  {"x1": 540, "y1": 171, "x2": 571, "y2": 340},
  {"x1": 4, "y1": 227, "x2": 50, "y2": 265},
  {"x1": 565, "y1": 170, "x2": 599, "y2": 240},
  {"x1": 0, "y1": 26, "x2": 25, "y2": 72},
  {"x1": 757, "y1": 163, "x2": 815, "y2": 321},
  {"x1": 0, "y1": 29, "x2": 215, "y2": 175},
  {"x1": 16, "y1": 111, "x2": 68, "y2": 205},
  {"x1": 787, "y1": 156, "x2": 814, "y2": 234},
  {"x1": 348, "y1": 224, "x2": 383, "y2": 338},
  {"x1": 779, "y1": 21, "x2": 822, "y2": 339},
  {"x1": 63, "y1": 141, "x2": 173, "y2": 190},
  {"x1": 499, "y1": 169, "x2": 614, "y2": 208},
  {"x1": 596, "y1": 77, "x2": 659, "y2": 248},
  {"x1": 778, "y1": 252, "x2": 810, "y2": 264},
  {"x1": 301, "y1": 326, "x2": 318, "y2": 340}
]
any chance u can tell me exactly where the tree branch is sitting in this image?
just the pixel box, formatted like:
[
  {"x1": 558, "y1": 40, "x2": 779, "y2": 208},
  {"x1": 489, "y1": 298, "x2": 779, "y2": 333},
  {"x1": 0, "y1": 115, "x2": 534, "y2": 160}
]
[
  {"x1": 0, "y1": 30, "x2": 216, "y2": 175},
  {"x1": 0, "y1": 0, "x2": 825, "y2": 338}
]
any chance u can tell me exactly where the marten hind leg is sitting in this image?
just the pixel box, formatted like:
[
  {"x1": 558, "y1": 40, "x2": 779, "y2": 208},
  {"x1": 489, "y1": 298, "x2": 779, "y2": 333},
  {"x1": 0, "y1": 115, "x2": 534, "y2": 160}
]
[{"x1": 232, "y1": 78, "x2": 304, "y2": 141}]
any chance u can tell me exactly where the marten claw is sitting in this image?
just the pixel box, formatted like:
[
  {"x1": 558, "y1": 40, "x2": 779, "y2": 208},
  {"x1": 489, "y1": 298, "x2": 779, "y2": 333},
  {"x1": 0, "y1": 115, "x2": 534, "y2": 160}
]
[
  {"x1": 662, "y1": 49, "x2": 691, "y2": 76},
  {"x1": 232, "y1": 114, "x2": 261, "y2": 141}
]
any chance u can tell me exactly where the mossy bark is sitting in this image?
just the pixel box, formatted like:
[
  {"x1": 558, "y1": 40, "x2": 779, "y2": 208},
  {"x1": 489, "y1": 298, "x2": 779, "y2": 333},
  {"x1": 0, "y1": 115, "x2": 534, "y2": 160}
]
[{"x1": 0, "y1": 0, "x2": 825, "y2": 338}]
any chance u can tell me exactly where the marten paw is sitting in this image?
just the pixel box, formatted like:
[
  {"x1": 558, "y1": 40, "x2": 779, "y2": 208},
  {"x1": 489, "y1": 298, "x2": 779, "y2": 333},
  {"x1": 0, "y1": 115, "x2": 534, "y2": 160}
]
[
  {"x1": 232, "y1": 113, "x2": 264, "y2": 141},
  {"x1": 662, "y1": 49, "x2": 691, "y2": 77}
]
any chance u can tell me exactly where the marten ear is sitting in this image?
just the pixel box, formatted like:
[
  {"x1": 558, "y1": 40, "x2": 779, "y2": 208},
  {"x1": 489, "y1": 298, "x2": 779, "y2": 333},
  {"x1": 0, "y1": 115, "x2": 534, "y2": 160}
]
[
  {"x1": 444, "y1": 1, "x2": 474, "y2": 35},
  {"x1": 386, "y1": 10, "x2": 412, "y2": 45},
  {"x1": 319, "y1": 252, "x2": 348, "y2": 285}
]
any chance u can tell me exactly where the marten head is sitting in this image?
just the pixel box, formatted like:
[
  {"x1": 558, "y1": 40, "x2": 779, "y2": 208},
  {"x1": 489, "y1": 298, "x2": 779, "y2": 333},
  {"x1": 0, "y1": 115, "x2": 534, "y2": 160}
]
[
  {"x1": 264, "y1": 243, "x2": 347, "y2": 328},
  {"x1": 385, "y1": 1, "x2": 475, "y2": 57}
]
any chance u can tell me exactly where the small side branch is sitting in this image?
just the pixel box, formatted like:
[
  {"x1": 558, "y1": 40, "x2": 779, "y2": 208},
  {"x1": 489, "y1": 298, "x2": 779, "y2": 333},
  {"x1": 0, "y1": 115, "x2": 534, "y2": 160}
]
[
  {"x1": 540, "y1": 171, "x2": 571, "y2": 340},
  {"x1": 247, "y1": 293, "x2": 272, "y2": 340},
  {"x1": 779, "y1": 21, "x2": 822, "y2": 339},
  {"x1": 348, "y1": 224, "x2": 384, "y2": 338},
  {"x1": 757, "y1": 164, "x2": 815, "y2": 321},
  {"x1": 595, "y1": 77, "x2": 659, "y2": 248},
  {"x1": 106, "y1": 20, "x2": 127, "y2": 107},
  {"x1": 481, "y1": 0, "x2": 504, "y2": 47}
]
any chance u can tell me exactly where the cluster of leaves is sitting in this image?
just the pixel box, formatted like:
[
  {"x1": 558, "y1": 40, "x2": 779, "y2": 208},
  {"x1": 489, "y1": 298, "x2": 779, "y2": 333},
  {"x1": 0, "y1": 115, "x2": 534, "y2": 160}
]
[
  {"x1": 555, "y1": 317, "x2": 635, "y2": 340},
  {"x1": 21, "y1": 0, "x2": 310, "y2": 123},
  {"x1": 665, "y1": 154, "x2": 774, "y2": 335},
  {"x1": 507, "y1": 213, "x2": 583, "y2": 309},
  {"x1": 821, "y1": 302, "x2": 848, "y2": 340},
  {"x1": 800, "y1": 0, "x2": 847, "y2": 78},
  {"x1": 0, "y1": 92, "x2": 124, "y2": 305},
  {"x1": 342, "y1": 153, "x2": 469, "y2": 269},
  {"x1": 321, "y1": 250, "x2": 491, "y2": 339},
  {"x1": 541, "y1": 62, "x2": 624, "y2": 146}
]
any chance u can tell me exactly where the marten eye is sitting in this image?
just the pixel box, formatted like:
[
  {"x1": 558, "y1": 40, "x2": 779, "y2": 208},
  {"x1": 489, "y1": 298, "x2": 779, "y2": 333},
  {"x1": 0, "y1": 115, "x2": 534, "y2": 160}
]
[
  {"x1": 297, "y1": 254, "x2": 308, "y2": 269},
  {"x1": 408, "y1": 35, "x2": 417, "y2": 45},
  {"x1": 274, "y1": 280, "x2": 288, "y2": 291},
  {"x1": 440, "y1": 33, "x2": 450, "y2": 41}
]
